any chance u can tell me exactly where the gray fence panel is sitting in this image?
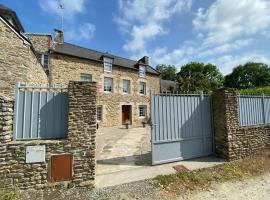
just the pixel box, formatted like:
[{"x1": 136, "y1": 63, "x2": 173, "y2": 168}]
[
  {"x1": 237, "y1": 95, "x2": 270, "y2": 126},
  {"x1": 14, "y1": 83, "x2": 68, "y2": 140},
  {"x1": 151, "y1": 94, "x2": 213, "y2": 165}
]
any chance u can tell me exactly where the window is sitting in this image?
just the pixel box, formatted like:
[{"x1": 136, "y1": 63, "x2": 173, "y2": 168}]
[
  {"x1": 139, "y1": 82, "x2": 146, "y2": 95},
  {"x1": 139, "y1": 65, "x2": 146, "y2": 77},
  {"x1": 104, "y1": 57, "x2": 113, "y2": 73},
  {"x1": 38, "y1": 54, "x2": 49, "y2": 69},
  {"x1": 80, "y1": 74, "x2": 92, "y2": 82},
  {"x1": 104, "y1": 77, "x2": 113, "y2": 92},
  {"x1": 97, "y1": 106, "x2": 102, "y2": 121},
  {"x1": 139, "y1": 106, "x2": 147, "y2": 117},
  {"x1": 123, "y1": 79, "x2": 130, "y2": 94}
]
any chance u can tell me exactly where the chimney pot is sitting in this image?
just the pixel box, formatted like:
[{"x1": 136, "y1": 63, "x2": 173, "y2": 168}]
[
  {"x1": 139, "y1": 56, "x2": 149, "y2": 65},
  {"x1": 54, "y1": 29, "x2": 64, "y2": 44}
]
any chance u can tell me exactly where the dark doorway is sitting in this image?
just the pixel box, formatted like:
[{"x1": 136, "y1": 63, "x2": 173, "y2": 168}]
[{"x1": 122, "y1": 105, "x2": 132, "y2": 124}]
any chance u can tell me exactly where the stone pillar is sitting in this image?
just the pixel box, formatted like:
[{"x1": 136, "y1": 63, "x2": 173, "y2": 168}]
[
  {"x1": 67, "y1": 81, "x2": 97, "y2": 187},
  {"x1": 212, "y1": 88, "x2": 239, "y2": 160}
]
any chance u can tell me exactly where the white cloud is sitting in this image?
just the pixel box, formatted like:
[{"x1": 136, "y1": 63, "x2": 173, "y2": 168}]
[
  {"x1": 209, "y1": 53, "x2": 270, "y2": 74},
  {"x1": 65, "y1": 23, "x2": 96, "y2": 41},
  {"x1": 193, "y1": 0, "x2": 270, "y2": 46},
  {"x1": 39, "y1": 0, "x2": 86, "y2": 19},
  {"x1": 115, "y1": 0, "x2": 192, "y2": 53}
]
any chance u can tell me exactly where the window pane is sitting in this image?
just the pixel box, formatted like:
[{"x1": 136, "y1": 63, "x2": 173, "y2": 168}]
[
  {"x1": 139, "y1": 106, "x2": 146, "y2": 117},
  {"x1": 97, "y1": 106, "x2": 102, "y2": 121},
  {"x1": 104, "y1": 77, "x2": 113, "y2": 92},
  {"x1": 139, "y1": 66, "x2": 146, "y2": 77},
  {"x1": 140, "y1": 82, "x2": 146, "y2": 94},
  {"x1": 38, "y1": 54, "x2": 43, "y2": 63},
  {"x1": 104, "y1": 57, "x2": 113, "y2": 72},
  {"x1": 43, "y1": 55, "x2": 49, "y2": 69},
  {"x1": 123, "y1": 80, "x2": 130, "y2": 93},
  {"x1": 80, "y1": 74, "x2": 92, "y2": 82}
]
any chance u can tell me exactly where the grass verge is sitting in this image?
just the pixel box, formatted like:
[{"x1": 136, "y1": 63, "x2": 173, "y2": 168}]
[{"x1": 153, "y1": 150, "x2": 270, "y2": 196}]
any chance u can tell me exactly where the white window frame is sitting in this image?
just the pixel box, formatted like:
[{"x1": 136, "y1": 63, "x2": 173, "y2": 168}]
[
  {"x1": 139, "y1": 105, "x2": 147, "y2": 118},
  {"x1": 80, "y1": 73, "x2": 92, "y2": 82},
  {"x1": 139, "y1": 82, "x2": 146, "y2": 95},
  {"x1": 38, "y1": 53, "x2": 49, "y2": 70},
  {"x1": 123, "y1": 79, "x2": 130, "y2": 94},
  {"x1": 139, "y1": 65, "x2": 146, "y2": 78},
  {"x1": 97, "y1": 106, "x2": 103, "y2": 122},
  {"x1": 103, "y1": 57, "x2": 113, "y2": 73},
  {"x1": 104, "y1": 77, "x2": 113, "y2": 93}
]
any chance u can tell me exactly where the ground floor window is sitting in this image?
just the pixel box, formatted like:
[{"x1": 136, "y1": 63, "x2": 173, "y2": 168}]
[
  {"x1": 97, "y1": 106, "x2": 103, "y2": 121},
  {"x1": 139, "y1": 105, "x2": 147, "y2": 117}
]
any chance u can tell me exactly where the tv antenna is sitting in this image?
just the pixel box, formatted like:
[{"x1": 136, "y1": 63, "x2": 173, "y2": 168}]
[{"x1": 57, "y1": 0, "x2": 64, "y2": 32}]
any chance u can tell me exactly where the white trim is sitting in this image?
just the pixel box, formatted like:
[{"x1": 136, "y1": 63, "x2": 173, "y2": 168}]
[{"x1": 0, "y1": 16, "x2": 31, "y2": 46}]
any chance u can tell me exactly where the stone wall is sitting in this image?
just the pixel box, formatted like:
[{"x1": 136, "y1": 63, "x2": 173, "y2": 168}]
[
  {"x1": 0, "y1": 81, "x2": 96, "y2": 189},
  {"x1": 50, "y1": 53, "x2": 160, "y2": 127},
  {"x1": 25, "y1": 34, "x2": 52, "y2": 53},
  {"x1": 213, "y1": 88, "x2": 270, "y2": 160},
  {"x1": 0, "y1": 19, "x2": 48, "y2": 98}
]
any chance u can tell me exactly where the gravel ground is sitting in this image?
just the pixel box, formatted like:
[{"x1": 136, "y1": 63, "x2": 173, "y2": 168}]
[
  {"x1": 20, "y1": 173, "x2": 270, "y2": 200},
  {"x1": 178, "y1": 173, "x2": 270, "y2": 200}
]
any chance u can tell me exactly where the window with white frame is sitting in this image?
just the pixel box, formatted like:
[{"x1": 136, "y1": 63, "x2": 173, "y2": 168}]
[
  {"x1": 103, "y1": 57, "x2": 113, "y2": 73},
  {"x1": 139, "y1": 105, "x2": 147, "y2": 117},
  {"x1": 139, "y1": 82, "x2": 146, "y2": 95},
  {"x1": 139, "y1": 65, "x2": 146, "y2": 77},
  {"x1": 97, "y1": 106, "x2": 103, "y2": 121},
  {"x1": 123, "y1": 79, "x2": 130, "y2": 94},
  {"x1": 38, "y1": 54, "x2": 49, "y2": 69},
  {"x1": 104, "y1": 77, "x2": 113, "y2": 92},
  {"x1": 80, "y1": 73, "x2": 92, "y2": 82}
]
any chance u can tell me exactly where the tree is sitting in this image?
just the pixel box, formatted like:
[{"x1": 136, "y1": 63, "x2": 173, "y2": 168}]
[
  {"x1": 177, "y1": 62, "x2": 224, "y2": 92},
  {"x1": 156, "y1": 64, "x2": 177, "y2": 81},
  {"x1": 224, "y1": 62, "x2": 270, "y2": 89}
]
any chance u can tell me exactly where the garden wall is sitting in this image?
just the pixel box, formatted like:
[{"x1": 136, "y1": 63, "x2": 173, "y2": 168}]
[
  {"x1": 213, "y1": 88, "x2": 270, "y2": 160},
  {"x1": 0, "y1": 81, "x2": 96, "y2": 189}
]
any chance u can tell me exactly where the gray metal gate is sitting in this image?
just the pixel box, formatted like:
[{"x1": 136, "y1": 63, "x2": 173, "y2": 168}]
[
  {"x1": 13, "y1": 82, "x2": 68, "y2": 140},
  {"x1": 151, "y1": 93, "x2": 213, "y2": 165}
]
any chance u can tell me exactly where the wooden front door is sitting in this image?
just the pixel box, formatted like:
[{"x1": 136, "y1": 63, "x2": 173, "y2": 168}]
[{"x1": 122, "y1": 105, "x2": 132, "y2": 124}]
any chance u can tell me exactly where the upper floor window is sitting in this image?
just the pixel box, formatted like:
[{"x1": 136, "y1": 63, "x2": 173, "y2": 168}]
[
  {"x1": 38, "y1": 54, "x2": 49, "y2": 70},
  {"x1": 139, "y1": 65, "x2": 146, "y2": 78},
  {"x1": 123, "y1": 79, "x2": 130, "y2": 94},
  {"x1": 104, "y1": 77, "x2": 113, "y2": 92},
  {"x1": 104, "y1": 57, "x2": 113, "y2": 73},
  {"x1": 139, "y1": 82, "x2": 146, "y2": 95},
  {"x1": 80, "y1": 73, "x2": 92, "y2": 82}
]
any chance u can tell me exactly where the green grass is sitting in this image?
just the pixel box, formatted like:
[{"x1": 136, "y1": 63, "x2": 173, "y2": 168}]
[
  {"x1": 153, "y1": 150, "x2": 270, "y2": 196},
  {"x1": 0, "y1": 186, "x2": 19, "y2": 200}
]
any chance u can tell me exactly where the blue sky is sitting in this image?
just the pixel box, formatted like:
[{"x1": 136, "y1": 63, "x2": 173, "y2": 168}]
[{"x1": 3, "y1": 0, "x2": 270, "y2": 75}]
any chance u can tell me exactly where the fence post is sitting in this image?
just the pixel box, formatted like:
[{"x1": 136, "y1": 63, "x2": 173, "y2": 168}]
[
  {"x1": 12, "y1": 81, "x2": 20, "y2": 141},
  {"x1": 262, "y1": 93, "x2": 266, "y2": 124},
  {"x1": 200, "y1": 91, "x2": 206, "y2": 153}
]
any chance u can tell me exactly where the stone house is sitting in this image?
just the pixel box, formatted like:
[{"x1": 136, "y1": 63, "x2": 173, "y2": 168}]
[
  {"x1": 0, "y1": 4, "x2": 48, "y2": 98},
  {"x1": 27, "y1": 30, "x2": 161, "y2": 127}
]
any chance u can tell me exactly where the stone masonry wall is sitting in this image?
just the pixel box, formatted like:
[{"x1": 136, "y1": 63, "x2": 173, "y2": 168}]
[
  {"x1": 25, "y1": 34, "x2": 52, "y2": 54},
  {"x1": 213, "y1": 88, "x2": 270, "y2": 160},
  {"x1": 50, "y1": 53, "x2": 160, "y2": 127},
  {"x1": 0, "y1": 19, "x2": 48, "y2": 98},
  {"x1": 0, "y1": 81, "x2": 96, "y2": 189}
]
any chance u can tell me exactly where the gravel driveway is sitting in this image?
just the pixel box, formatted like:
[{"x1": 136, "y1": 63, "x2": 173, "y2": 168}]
[{"x1": 179, "y1": 173, "x2": 270, "y2": 200}]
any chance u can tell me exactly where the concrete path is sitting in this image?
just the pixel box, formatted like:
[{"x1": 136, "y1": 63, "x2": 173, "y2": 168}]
[
  {"x1": 96, "y1": 126, "x2": 151, "y2": 175},
  {"x1": 95, "y1": 156, "x2": 225, "y2": 188}
]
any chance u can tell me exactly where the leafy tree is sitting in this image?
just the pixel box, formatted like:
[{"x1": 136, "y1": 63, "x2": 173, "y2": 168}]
[
  {"x1": 156, "y1": 64, "x2": 177, "y2": 81},
  {"x1": 224, "y1": 62, "x2": 270, "y2": 89},
  {"x1": 177, "y1": 62, "x2": 224, "y2": 92}
]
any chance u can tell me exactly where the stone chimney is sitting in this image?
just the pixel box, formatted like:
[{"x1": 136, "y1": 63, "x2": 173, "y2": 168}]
[
  {"x1": 139, "y1": 56, "x2": 149, "y2": 65},
  {"x1": 54, "y1": 29, "x2": 64, "y2": 44}
]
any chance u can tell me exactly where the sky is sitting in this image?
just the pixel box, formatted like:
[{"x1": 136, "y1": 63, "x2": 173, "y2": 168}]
[{"x1": 2, "y1": 0, "x2": 270, "y2": 75}]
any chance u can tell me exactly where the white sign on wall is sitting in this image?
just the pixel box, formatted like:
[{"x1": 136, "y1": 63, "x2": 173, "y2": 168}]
[{"x1": 25, "y1": 145, "x2": 46, "y2": 163}]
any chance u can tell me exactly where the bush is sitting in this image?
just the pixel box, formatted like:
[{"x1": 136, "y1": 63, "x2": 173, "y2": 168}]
[{"x1": 237, "y1": 87, "x2": 270, "y2": 95}]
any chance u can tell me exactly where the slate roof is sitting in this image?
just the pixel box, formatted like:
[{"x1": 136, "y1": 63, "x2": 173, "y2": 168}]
[
  {"x1": 0, "y1": 4, "x2": 24, "y2": 32},
  {"x1": 51, "y1": 42, "x2": 160, "y2": 75}
]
